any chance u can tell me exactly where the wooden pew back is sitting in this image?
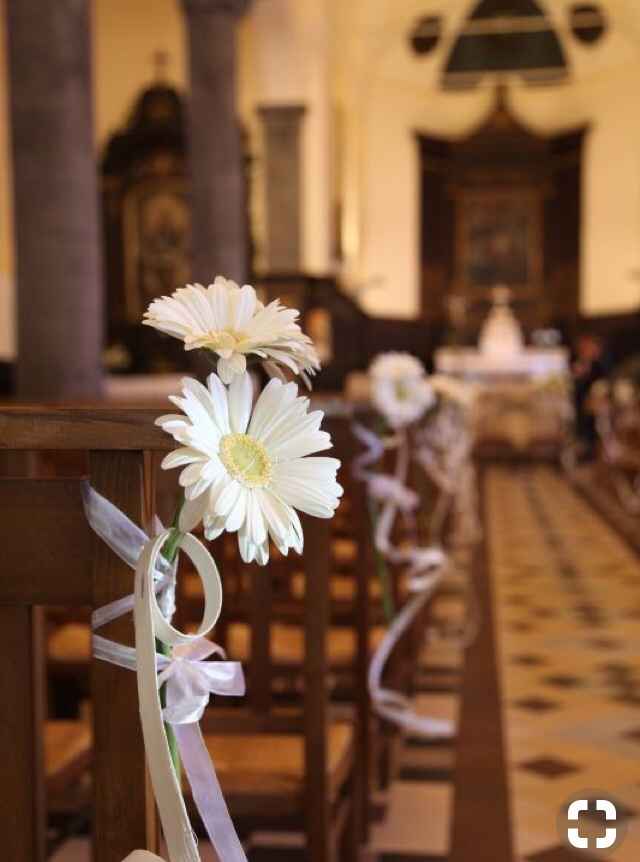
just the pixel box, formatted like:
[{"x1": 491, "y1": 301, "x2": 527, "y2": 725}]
[{"x1": 0, "y1": 406, "x2": 172, "y2": 862}]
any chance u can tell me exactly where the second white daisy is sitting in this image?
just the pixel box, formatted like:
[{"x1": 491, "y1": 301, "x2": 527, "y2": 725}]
[
  {"x1": 369, "y1": 351, "x2": 436, "y2": 429},
  {"x1": 157, "y1": 372, "x2": 343, "y2": 564},
  {"x1": 143, "y1": 277, "x2": 320, "y2": 385}
]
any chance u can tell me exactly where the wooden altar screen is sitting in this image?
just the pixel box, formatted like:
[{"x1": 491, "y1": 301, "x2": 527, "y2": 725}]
[{"x1": 418, "y1": 87, "x2": 586, "y2": 339}]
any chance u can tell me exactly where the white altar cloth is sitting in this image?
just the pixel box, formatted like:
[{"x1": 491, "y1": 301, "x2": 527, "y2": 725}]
[
  {"x1": 434, "y1": 347, "x2": 570, "y2": 454},
  {"x1": 434, "y1": 347, "x2": 568, "y2": 380}
]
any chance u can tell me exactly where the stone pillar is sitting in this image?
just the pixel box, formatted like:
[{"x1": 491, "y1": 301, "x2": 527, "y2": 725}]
[
  {"x1": 180, "y1": 0, "x2": 251, "y2": 285},
  {"x1": 6, "y1": 0, "x2": 103, "y2": 400},
  {"x1": 259, "y1": 104, "x2": 305, "y2": 272}
]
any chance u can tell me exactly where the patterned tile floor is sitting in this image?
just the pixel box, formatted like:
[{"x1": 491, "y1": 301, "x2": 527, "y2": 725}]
[
  {"x1": 370, "y1": 634, "x2": 463, "y2": 862},
  {"x1": 487, "y1": 464, "x2": 640, "y2": 862}
]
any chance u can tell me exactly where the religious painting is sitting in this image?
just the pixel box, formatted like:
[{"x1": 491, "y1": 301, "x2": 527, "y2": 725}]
[
  {"x1": 419, "y1": 90, "x2": 583, "y2": 333},
  {"x1": 122, "y1": 177, "x2": 191, "y2": 321},
  {"x1": 459, "y1": 193, "x2": 537, "y2": 289}
]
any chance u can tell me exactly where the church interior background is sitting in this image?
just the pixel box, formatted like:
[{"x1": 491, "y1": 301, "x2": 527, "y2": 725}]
[{"x1": 3, "y1": 1, "x2": 640, "y2": 861}]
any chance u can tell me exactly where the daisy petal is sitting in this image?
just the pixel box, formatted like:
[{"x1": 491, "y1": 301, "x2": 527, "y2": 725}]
[
  {"x1": 179, "y1": 492, "x2": 209, "y2": 532},
  {"x1": 161, "y1": 447, "x2": 207, "y2": 470},
  {"x1": 143, "y1": 277, "x2": 320, "y2": 385},
  {"x1": 228, "y1": 372, "x2": 253, "y2": 434}
]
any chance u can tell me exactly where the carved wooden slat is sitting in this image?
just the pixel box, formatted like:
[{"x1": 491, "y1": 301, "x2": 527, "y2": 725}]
[
  {"x1": 0, "y1": 479, "x2": 92, "y2": 605},
  {"x1": 91, "y1": 450, "x2": 158, "y2": 862},
  {"x1": 302, "y1": 514, "x2": 332, "y2": 862},
  {"x1": 0, "y1": 605, "x2": 46, "y2": 862},
  {"x1": 249, "y1": 562, "x2": 273, "y2": 713},
  {"x1": 0, "y1": 407, "x2": 172, "y2": 451},
  {"x1": 352, "y1": 469, "x2": 372, "y2": 844},
  {"x1": 331, "y1": 416, "x2": 372, "y2": 841}
]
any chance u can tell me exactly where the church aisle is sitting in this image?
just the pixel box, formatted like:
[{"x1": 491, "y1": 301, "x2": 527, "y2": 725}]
[{"x1": 487, "y1": 465, "x2": 640, "y2": 862}]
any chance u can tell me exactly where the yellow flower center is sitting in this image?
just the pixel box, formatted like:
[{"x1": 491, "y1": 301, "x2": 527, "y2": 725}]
[
  {"x1": 186, "y1": 328, "x2": 250, "y2": 354},
  {"x1": 219, "y1": 433, "x2": 272, "y2": 488},
  {"x1": 394, "y1": 380, "x2": 411, "y2": 402}
]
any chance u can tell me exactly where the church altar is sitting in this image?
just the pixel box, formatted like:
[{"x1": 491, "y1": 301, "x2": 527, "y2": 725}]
[
  {"x1": 435, "y1": 289, "x2": 571, "y2": 455},
  {"x1": 434, "y1": 346, "x2": 568, "y2": 380}
]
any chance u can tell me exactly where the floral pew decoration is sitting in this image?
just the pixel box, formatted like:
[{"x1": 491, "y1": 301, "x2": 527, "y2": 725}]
[
  {"x1": 587, "y1": 376, "x2": 640, "y2": 513},
  {"x1": 418, "y1": 374, "x2": 481, "y2": 549},
  {"x1": 88, "y1": 277, "x2": 343, "y2": 862},
  {"x1": 353, "y1": 353, "x2": 480, "y2": 738}
]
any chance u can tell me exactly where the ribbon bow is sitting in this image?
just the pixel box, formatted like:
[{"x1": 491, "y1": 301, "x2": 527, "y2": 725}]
[
  {"x1": 367, "y1": 473, "x2": 419, "y2": 511},
  {"x1": 160, "y1": 638, "x2": 245, "y2": 725}
]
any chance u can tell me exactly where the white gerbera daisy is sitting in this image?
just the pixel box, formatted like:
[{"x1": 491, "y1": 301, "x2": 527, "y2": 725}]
[
  {"x1": 369, "y1": 352, "x2": 425, "y2": 381},
  {"x1": 157, "y1": 372, "x2": 342, "y2": 565},
  {"x1": 368, "y1": 351, "x2": 435, "y2": 429},
  {"x1": 143, "y1": 276, "x2": 320, "y2": 386}
]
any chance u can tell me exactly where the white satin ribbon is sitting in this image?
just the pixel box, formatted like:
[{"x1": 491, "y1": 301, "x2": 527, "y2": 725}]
[
  {"x1": 413, "y1": 407, "x2": 483, "y2": 648},
  {"x1": 368, "y1": 574, "x2": 452, "y2": 737},
  {"x1": 134, "y1": 532, "x2": 213, "y2": 862},
  {"x1": 84, "y1": 486, "x2": 247, "y2": 862},
  {"x1": 352, "y1": 423, "x2": 455, "y2": 738},
  {"x1": 414, "y1": 404, "x2": 482, "y2": 547},
  {"x1": 91, "y1": 636, "x2": 245, "y2": 725},
  {"x1": 123, "y1": 853, "x2": 167, "y2": 862}
]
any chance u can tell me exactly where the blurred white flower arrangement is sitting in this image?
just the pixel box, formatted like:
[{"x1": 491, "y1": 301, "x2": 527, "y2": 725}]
[{"x1": 368, "y1": 351, "x2": 435, "y2": 429}]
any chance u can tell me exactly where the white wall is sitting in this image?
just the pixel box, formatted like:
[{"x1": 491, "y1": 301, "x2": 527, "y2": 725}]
[
  {"x1": 93, "y1": 0, "x2": 186, "y2": 146},
  {"x1": 249, "y1": 0, "x2": 333, "y2": 274}
]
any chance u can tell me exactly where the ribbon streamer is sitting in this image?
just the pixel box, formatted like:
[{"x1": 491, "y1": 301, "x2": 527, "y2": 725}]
[
  {"x1": 123, "y1": 853, "x2": 167, "y2": 862},
  {"x1": 352, "y1": 422, "x2": 455, "y2": 738},
  {"x1": 368, "y1": 571, "x2": 452, "y2": 737},
  {"x1": 414, "y1": 404, "x2": 482, "y2": 547},
  {"x1": 413, "y1": 406, "x2": 483, "y2": 648},
  {"x1": 84, "y1": 486, "x2": 247, "y2": 862}
]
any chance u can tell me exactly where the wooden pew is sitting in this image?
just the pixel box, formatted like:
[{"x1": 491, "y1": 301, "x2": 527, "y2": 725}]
[
  {"x1": 0, "y1": 406, "x2": 171, "y2": 861},
  {"x1": 0, "y1": 406, "x2": 370, "y2": 861}
]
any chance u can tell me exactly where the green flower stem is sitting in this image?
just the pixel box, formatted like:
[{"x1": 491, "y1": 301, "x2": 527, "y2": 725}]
[
  {"x1": 368, "y1": 497, "x2": 395, "y2": 623},
  {"x1": 157, "y1": 499, "x2": 185, "y2": 780}
]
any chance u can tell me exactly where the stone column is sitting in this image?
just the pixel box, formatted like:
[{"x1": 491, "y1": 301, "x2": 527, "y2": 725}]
[
  {"x1": 180, "y1": 0, "x2": 251, "y2": 285},
  {"x1": 258, "y1": 104, "x2": 305, "y2": 272},
  {"x1": 6, "y1": 0, "x2": 103, "y2": 400}
]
